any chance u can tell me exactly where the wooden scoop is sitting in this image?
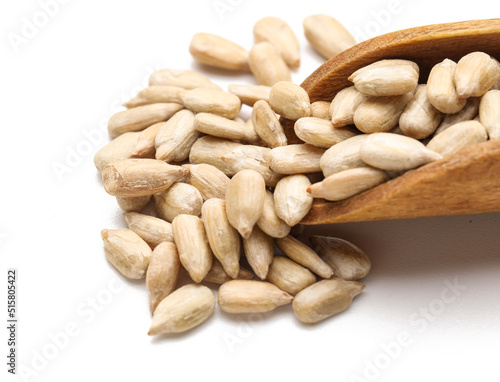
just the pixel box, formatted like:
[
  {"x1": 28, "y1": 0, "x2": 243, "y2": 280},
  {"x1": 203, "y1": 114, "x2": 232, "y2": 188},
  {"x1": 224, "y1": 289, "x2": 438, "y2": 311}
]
[{"x1": 287, "y1": 19, "x2": 500, "y2": 225}]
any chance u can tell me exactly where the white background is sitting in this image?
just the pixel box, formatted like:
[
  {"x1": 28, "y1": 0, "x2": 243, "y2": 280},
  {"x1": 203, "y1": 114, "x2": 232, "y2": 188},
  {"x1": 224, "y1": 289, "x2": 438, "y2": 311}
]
[{"x1": 2, "y1": 0, "x2": 500, "y2": 381}]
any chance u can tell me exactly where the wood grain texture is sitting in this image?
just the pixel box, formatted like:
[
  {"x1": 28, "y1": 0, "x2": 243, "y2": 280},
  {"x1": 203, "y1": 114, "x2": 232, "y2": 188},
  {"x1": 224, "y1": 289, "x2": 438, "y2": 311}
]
[{"x1": 285, "y1": 19, "x2": 500, "y2": 224}]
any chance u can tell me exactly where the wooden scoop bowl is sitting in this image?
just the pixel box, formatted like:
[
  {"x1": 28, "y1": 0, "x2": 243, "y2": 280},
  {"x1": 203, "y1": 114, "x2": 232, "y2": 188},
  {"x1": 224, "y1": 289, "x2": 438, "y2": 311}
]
[{"x1": 285, "y1": 19, "x2": 500, "y2": 225}]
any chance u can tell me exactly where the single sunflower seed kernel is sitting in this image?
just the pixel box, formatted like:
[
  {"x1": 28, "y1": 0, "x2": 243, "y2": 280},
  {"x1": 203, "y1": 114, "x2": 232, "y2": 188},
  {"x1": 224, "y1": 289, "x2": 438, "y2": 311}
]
[
  {"x1": 303, "y1": 14, "x2": 356, "y2": 59},
  {"x1": 479, "y1": 90, "x2": 500, "y2": 139},
  {"x1": 189, "y1": 32, "x2": 250, "y2": 71},
  {"x1": 201, "y1": 198, "x2": 241, "y2": 279},
  {"x1": 308, "y1": 167, "x2": 389, "y2": 201},
  {"x1": 123, "y1": 86, "x2": 187, "y2": 108},
  {"x1": 149, "y1": 69, "x2": 220, "y2": 90},
  {"x1": 268, "y1": 144, "x2": 325, "y2": 174},
  {"x1": 426, "y1": 59, "x2": 467, "y2": 114},
  {"x1": 242, "y1": 225, "x2": 274, "y2": 280},
  {"x1": 249, "y1": 42, "x2": 291, "y2": 86},
  {"x1": 108, "y1": 103, "x2": 184, "y2": 138},
  {"x1": 256, "y1": 190, "x2": 291, "y2": 239},
  {"x1": 348, "y1": 59, "x2": 419, "y2": 96},
  {"x1": 101, "y1": 228, "x2": 152, "y2": 279},
  {"x1": 172, "y1": 214, "x2": 213, "y2": 283},
  {"x1": 353, "y1": 90, "x2": 416, "y2": 133},
  {"x1": 275, "y1": 235, "x2": 333, "y2": 279},
  {"x1": 155, "y1": 182, "x2": 203, "y2": 222},
  {"x1": 181, "y1": 87, "x2": 241, "y2": 119},
  {"x1": 102, "y1": 159, "x2": 188, "y2": 197},
  {"x1": 148, "y1": 284, "x2": 215, "y2": 335},
  {"x1": 320, "y1": 134, "x2": 370, "y2": 177},
  {"x1": 399, "y1": 85, "x2": 443, "y2": 139},
  {"x1": 266, "y1": 256, "x2": 316, "y2": 296},
  {"x1": 183, "y1": 163, "x2": 230, "y2": 200},
  {"x1": 454, "y1": 51, "x2": 500, "y2": 98},
  {"x1": 292, "y1": 278, "x2": 364, "y2": 324},
  {"x1": 310, "y1": 101, "x2": 331, "y2": 119},
  {"x1": 426, "y1": 120, "x2": 488, "y2": 157},
  {"x1": 251, "y1": 100, "x2": 288, "y2": 148},
  {"x1": 359, "y1": 132, "x2": 442, "y2": 171},
  {"x1": 269, "y1": 81, "x2": 311, "y2": 121},
  {"x1": 146, "y1": 242, "x2": 181, "y2": 314},
  {"x1": 225, "y1": 169, "x2": 266, "y2": 239},
  {"x1": 155, "y1": 109, "x2": 200, "y2": 162},
  {"x1": 218, "y1": 280, "x2": 293, "y2": 314},
  {"x1": 310, "y1": 236, "x2": 371, "y2": 281},
  {"x1": 330, "y1": 86, "x2": 368, "y2": 128},
  {"x1": 253, "y1": 16, "x2": 300, "y2": 69},
  {"x1": 195, "y1": 112, "x2": 260, "y2": 143},
  {"x1": 131, "y1": 123, "x2": 162, "y2": 159},
  {"x1": 94, "y1": 132, "x2": 140, "y2": 173},
  {"x1": 228, "y1": 84, "x2": 271, "y2": 107},
  {"x1": 294, "y1": 117, "x2": 358, "y2": 149},
  {"x1": 116, "y1": 195, "x2": 152, "y2": 213},
  {"x1": 123, "y1": 212, "x2": 173, "y2": 248},
  {"x1": 274, "y1": 174, "x2": 313, "y2": 226}
]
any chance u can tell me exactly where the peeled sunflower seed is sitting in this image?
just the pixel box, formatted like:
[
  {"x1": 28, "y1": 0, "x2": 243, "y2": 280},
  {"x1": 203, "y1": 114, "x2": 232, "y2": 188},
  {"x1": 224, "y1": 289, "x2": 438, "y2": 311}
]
[
  {"x1": 189, "y1": 32, "x2": 250, "y2": 71},
  {"x1": 181, "y1": 87, "x2": 241, "y2": 119},
  {"x1": 123, "y1": 86, "x2": 187, "y2": 108},
  {"x1": 426, "y1": 59, "x2": 467, "y2": 114},
  {"x1": 426, "y1": 120, "x2": 488, "y2": 157},
  {"x1": 269, "y1": 81, "x2": 311, "y2": 121},
  {"x1": 123, "y1": 212, "x2": 173, "y2": 248},
  {"x1": 275, "y1": 235, "x2": 333, "y2": 279},
  {"x1": 149, "y1": 69, "x2": 220, "y2": 90},
  {"x1": 249, "y1": 42, "x2": 291, "y2": 86},
  {"x1": 330, "y1": 86, "x2": 368, "y2": 128},
  {"x1": 294, "y1": 117, "x2": 358, "y2": 149},
  {"x1": 131, "y1": 123, "x2": 162, "y2": 158},
  {"x1": 189, "y1": 136, "x2": 280, "y2": 186},
  {"x1": 243, "y1": 225, "x2": 274, "y2": 280},
  {"x1": 320, "y1": 134, "x2": 370, "y2": 177},
  {"x1": 479, "y1": 90, "x2": 500, "y2": 139},
  {"x1": 251, "y1": 100, "x2": 288, "y2": 148},
  {"x1": 116, "y1": 195, "x2": 151, "y2": 213},
  {"x1": 148, "y1": 284, "x2": 215, "y2": 335},
  {"x1": 273, "y1": 174, "x2": 313, "y2": 226},
  {"x1": 399, "y1": 85, "x2": 443, "y2": 139},
  {"x1": 303, "y1": 14, "x2": 356, "y2": 59},
  {"x1": 225, "y1": 169, "x2": 266, "y2": 239},
  {"x1": 195, "y1": 112, "x2": 260, "y2": 143},
  {"x1": 267, "y1": 144, "x2": 325, "y2": 174},
  {"x1": 310, "y1": 236, "x2": 371, "y2": 281},
  {"x1": 108, "y1": 103, "x2": 184, "y2": 138},
  {"x1": 359, "y1": 132, "x2": 442, "y2": 171},
  {"x1": 146, "y1": 242, "x2": 181, "y2": 314},
  {"x1": 218, "y1": 280, "x2": 293, "y2": 314},
  {"x1": 154, "y1": 182, "x2": 203, "y2": 222},
  {"x1": 228, "y1": 84, "x2": 271, "y2": 107},
  {"x1": 172, "y1": 214, "x2": 213, "y2": 283},
  {"x1": 203, "y1": 258, "x2": 254, "y2": 285},
  {"x1": 201, "y1": 198, "x2": 241, "y2": 279},
  {"x1": 310, "y1": 101, "x2": 331, "y2": 119},
  {"x1": 348, "y1": 59, "x2": 419, "y2": 96},
  {"x1": 308, "y1": 167, "x2": 389, "y2": 201},
  {"x1": 101, "y1": 228, "x2": 152, "y2": 279},
  {"x1": 266, "y1": 256, "x2": 316, "y2": 296},
  {"x1": 435, "y1": 97, "x2": 481, "y2": 135},
  {"x1": 94, "y1": 132, "x2": 139, "y2": 172},
  {"x1": 253, "y1": 16, "x2": 300, "y2": 69},
  {"x1": 353, "y1": 91, "x2": 415, "y2": 133},
  {"x1": 102, "y1": 159, "x2": 188, "y2": 197},
  {"x1": 292, "y1": 278, "x2": 364, "y2": 324},
  {"x1": 183, "y1": 163, "x2": 229, "y2": 200},
  {"x1": 256, "y1": 190, "x2": 291, "y2": 239},
  {"x1": 155, "y1": 109, "x2": 200, "y2": 162},
  {"x1": 454, "y1": 51, "x2": 500, "y2": 98}
]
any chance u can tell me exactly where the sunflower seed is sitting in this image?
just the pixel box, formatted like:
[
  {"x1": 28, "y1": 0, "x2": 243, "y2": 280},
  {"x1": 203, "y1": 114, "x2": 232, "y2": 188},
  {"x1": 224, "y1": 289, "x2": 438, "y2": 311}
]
[
  {"x1": 249, "y1": 42, "x2": 291, "y2": 86},
  {"x1": 242, "y1": 225, "x2": 274, "y2": 280},
  {"x1": 267, "y1": 256, "x2": 316, "y2": 296},
  {"x1": 189, "y1": 33, "x2": 249, "y2": 71},
  {"x1": 273, "y1": 175, "x2": 313, "y2": 226},
  {"x1": 155, "y1": 183, "x2": 203, "y2": 222}
]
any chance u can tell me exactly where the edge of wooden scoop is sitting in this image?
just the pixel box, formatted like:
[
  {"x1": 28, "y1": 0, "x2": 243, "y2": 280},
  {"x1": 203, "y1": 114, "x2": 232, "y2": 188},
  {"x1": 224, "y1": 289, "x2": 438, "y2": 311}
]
[{"x1": 292, "y1": 19, "x2": 500, "y2": 224}]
